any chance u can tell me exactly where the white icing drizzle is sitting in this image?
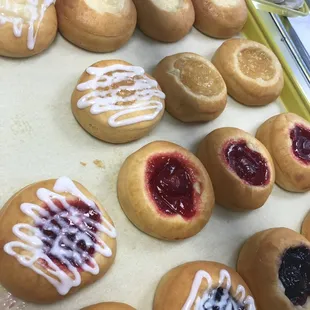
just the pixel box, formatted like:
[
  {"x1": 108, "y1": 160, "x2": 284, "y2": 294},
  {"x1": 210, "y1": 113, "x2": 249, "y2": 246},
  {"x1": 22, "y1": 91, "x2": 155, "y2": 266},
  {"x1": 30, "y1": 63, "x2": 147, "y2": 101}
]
[
  {"x1": 182, "y1": 269, "x2": 256, "y2": 310},
  {"x1": 0, "y1": 0, "x2": 55, "y2": 50},
  {"x1": 76, "y1": 64, "x2": 166, "y2": 128},
  {"x1": 4, "y1": 176, "x2": 116, "y2": 296}
]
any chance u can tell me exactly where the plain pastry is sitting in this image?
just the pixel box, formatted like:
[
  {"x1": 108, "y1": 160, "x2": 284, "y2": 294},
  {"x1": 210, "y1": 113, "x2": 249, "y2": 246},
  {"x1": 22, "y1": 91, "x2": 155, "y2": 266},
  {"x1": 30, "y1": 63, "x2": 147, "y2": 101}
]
[
  {"x1": 71, "y1": 60, "x2": 166, "y2": 144},
  {"x1": 197, "y1": 127, "x2": 275, "y2": 211},
  {"x1": 132, "y1": 0, "x2": 195, "y2": 42},
  {"x1": 256, "y1": 112, "x2": 310, "y2": 192},
  {"x1": 153, "y1": 52, "x2": 227, "y2": 122},
  {"x1": 56, "y1": 0, "x2": 137, "y2": 52},
  {"x1": 212, "y1": 38, "x2": 284, "y2": 106},
  {"x1": 0, "y1": 0, "x2": 57, "y2": 57},
  {"x1": 117, "y1": 141, "x2": 214, "y2": 240},
  {"x1": 82, "y1": 302, "x2": 135, "y2": 310},
  {"x1": 153, "y1": 261, "x2": 256, "y2": 309},
  {"x1": 238, "y1": 228, "x2": 310, "y2": 310},
  {"x1": 191, "y1": 0, "x2": 248, "y2": 38},
  {"x1": 0, "y1": 177, "x2": 117, "y2": 303}
]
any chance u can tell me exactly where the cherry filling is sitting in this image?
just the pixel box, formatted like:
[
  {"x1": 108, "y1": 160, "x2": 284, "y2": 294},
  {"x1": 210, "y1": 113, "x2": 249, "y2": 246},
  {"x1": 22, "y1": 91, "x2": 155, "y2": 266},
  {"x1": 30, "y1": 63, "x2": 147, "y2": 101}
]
[
  {"x1": 37, "y1": 199, "x2": 102, "y2": 270},
  {"x1": 290, "y1": 125, "x2": 310, "y2": 164},
  {"x1": 279, "y1": 246, "x2": 310, "y2": 306},
  {"x1": 146, "y1": 155, "x2": 196, "y2": 219},
  {"x1": 224, "y1": 140, "x2": 270, "y2": 186},
  {"x1": 202, "y1": 287, "x2": 245, "y2": 310}
]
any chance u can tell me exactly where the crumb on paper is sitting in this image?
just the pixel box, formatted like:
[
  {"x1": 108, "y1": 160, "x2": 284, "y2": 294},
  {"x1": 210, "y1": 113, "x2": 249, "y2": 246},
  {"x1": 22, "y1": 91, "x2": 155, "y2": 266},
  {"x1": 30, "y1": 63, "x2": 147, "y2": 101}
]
[
  {"x1": 80, "y1": 162, "x2": 87, "y2": 167},
  {"x1": 93, "y1": 160, "x2": 105, "y2": 169}
]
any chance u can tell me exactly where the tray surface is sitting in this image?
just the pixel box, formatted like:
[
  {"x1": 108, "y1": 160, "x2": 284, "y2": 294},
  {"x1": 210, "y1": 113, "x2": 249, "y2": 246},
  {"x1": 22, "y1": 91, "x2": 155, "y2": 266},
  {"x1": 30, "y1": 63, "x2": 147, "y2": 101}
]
[{"x1": 1, "y1": 28, "x2": 310, "y2": 310}]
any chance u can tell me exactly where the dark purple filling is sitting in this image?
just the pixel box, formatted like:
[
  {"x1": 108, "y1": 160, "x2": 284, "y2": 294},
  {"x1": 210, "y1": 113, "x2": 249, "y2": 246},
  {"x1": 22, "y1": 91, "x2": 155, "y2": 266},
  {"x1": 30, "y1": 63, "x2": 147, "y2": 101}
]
[
  {"x1": 279, "y1": 246, "x2": 310, "y2": 306},
  {"x1": 37, "y1": 199, "x2": 101, "y2": 270},
  {"x1": 290, "y1": 125, "x2": 310, "y2": 164},
  {"x1": 202, "y1": 287, "x2": 246, "y2": 310},
  {"x1": 224, "y1": 140, "x2": 270, "y2": 186},
  {"x1": 147, "y1": 155, "x2": 196, "y2": 219}
]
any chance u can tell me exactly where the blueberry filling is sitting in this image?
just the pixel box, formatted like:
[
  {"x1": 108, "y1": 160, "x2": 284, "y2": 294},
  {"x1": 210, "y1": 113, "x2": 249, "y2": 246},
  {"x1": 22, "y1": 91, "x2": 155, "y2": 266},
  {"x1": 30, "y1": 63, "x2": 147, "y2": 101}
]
[{"x1": 279, "y1": 246, "x2": 310, "y2": 306}]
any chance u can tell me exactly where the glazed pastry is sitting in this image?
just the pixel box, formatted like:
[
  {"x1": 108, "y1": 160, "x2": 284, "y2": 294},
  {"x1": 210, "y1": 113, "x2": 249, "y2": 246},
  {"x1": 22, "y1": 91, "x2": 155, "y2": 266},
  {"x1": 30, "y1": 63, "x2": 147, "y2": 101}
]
[
  {"x1": 154, "y1": 261, "x2": 256, "y2": 310},
  {"x1": 56, "y1": 0, "x2": 137, "y2": 52},
  {"x1": 132, "y1": 0, "x2": 195, "y2": 42},
  {"x1": 0, "y1": 177, "x2": 117, "y2": 303},
  {"x1": 302, "y1": 211, "x2": 310, "y2": 241},
  {"x1": 191, "y1": 0, "x2": 248, "y2": 38},
  {"x1": 82, "y1": 302, "x2": 135, "y2": 310},
  {"x1": 197, "y1": 127, "x2": 275, "y2": 211},
  {"x1": 212, "y1": 39, "x2": 284, "y2": 106},
  {"x1": 0, "y1": 0, "x2": 57, "y2": 57},
  {"x1": 256, "y1": 112, "x2": 310, "y2": 192},
  {"x1": 117, "y1": 141, "x2": 214, "y2": 240},
  {"x1": 71, "y1": 60, "x2": 166, "y2": 144},
  {"x1": 153, "y1": 52, "x2": 227, "y2": 122},
  {"x1": 238, "y1": 227, "x2": 310, "y2": 310}
]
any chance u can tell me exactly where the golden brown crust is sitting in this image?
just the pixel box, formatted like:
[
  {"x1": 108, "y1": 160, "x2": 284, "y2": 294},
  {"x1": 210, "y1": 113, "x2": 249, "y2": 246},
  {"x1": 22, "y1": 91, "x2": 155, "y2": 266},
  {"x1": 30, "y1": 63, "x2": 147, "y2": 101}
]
[
  {"x1": 302, "y1": 212, "x2": 310, "y2": 241},
  {"x1": 117, "y1": 141, "x2": 215, "y2": 240},
  {"x1": 0, "y1": 5, "x2": 57, "y2": 58},
  {"x1": 256, "y1": 112, "x2": 310, "y2": 192},
  {"x1": 153, "y1": 52, "x2": 227, "y2": 122},
  {"x1": 196, "y1": 127, "x2": 275, "y2": 211},
  {"x1": 56, "y1": 0, "x2": 137, "y2": 52},
  {"x1": 153, "y1": 261, "x2": 255, "y2": 310},
  {"x1": 192, "y1": 0, "x2": 248, "y2": 38},
  {"x1": 212, "y1": 38, "x2": 284, "y2": 106},
  {"x1": 71, "y1": 59, "x2": 165, "y2": 144},
  {"x1": 0, "y1": 179, "x2": 116, "y2": 303},
  {"x1": 132, "y1": 0, "x2": 194, "y2": 42},
  {"x1": 82, "y1": 302, "x2": 136, "y2": 310},
  {"x1": 237, "y1": 227, "x2": 310, "y2": 310}
]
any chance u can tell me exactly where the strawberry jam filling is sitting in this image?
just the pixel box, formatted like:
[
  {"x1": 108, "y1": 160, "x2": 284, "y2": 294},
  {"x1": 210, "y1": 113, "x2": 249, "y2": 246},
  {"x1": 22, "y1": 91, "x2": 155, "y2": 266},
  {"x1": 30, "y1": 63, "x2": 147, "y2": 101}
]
[
  {"x1": 224, "y1": 140, "x2": 270, "y2": 186},
  {"x1": 279, "y1": 246, "x2": 310, "y2": 306},
  {"x1": 147, "y1": 154, "x2": 196, "y2": 219},
  {"x1": 290, "y1": 125, "x2": 310, "y2": 165},
  {"x1": 37, "y1": 199, "x2": 101, "y2": 270}
]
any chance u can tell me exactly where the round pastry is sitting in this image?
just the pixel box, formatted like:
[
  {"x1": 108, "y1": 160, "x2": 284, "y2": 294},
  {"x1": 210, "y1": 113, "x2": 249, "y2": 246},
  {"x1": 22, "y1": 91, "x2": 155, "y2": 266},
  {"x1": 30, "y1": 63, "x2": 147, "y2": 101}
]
[
  {"x1": 132, "y1": 0, "x2": 195, "y2": 42},
  {"x1": 82, "y1": 302, "x2": 135, "y2": 310},
  {"x1": 237, "y1": 227, "x2": 310, "y2": 310},
  {"x1": 154, "y1": 261, "x2": 256, "y2": 310},
  {"x1": 256, "y1": 112, "x2": 310, "y2": 192},
  {"x1": 117, "y1": 141, "x2": 215, "y2": 240},
  {"x1": 212, "y1": 38, "x2": 284, "y2": 106},
  {"x1": 153, "y1": 52, "x2": 227, "y2": 122},
  {"x1": 0, "y1": 0, "x2": 57, "y2": 58},
  {"x1": 56, "y1": 0, "x2": 137, "y2": 52},
  {"x1": 191, "y1": 0, "x2": 248, "y2": 38},
  {"x1": 197, "y1": 127, "x2": 275, "y2": 211},
  {"x1": 71, "y1": 60, "x2": 166, "y2": 144},
  {"x1": 0, "y1": 176, "x2": 117, "y2": 303}
]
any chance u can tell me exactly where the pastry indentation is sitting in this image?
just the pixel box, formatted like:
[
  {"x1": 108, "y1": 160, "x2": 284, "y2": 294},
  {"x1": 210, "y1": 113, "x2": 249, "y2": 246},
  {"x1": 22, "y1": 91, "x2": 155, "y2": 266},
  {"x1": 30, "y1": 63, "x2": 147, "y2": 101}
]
[
  {"x1": 76, "y1": 64, "x2": 165, "y2": 127},
  {"x1": 224, "y1": 140, "x2": 270, "y2": 186},
  {"x1": 279, "y1": 246, "x2": 310, "y2": 306},
  {"x1": 174, "y1": 58, "x2": 224, "y2": 97},
  {"x1": 146, "y1": 154, "x2": 197, "y2": 219},
  {"x1": 237, "y1": 48, "x2": 275, "y2": 81},
  {"x1": 290, "y1": 125, "x2": 310, "y2": 165}
]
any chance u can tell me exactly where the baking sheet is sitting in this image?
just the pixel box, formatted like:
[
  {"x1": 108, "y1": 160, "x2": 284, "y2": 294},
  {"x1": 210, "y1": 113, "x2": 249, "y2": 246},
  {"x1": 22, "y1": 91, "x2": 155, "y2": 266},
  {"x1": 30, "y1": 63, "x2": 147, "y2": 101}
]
[{"x1": 0, "y1": 28, "x2": 310, "y2": 310}]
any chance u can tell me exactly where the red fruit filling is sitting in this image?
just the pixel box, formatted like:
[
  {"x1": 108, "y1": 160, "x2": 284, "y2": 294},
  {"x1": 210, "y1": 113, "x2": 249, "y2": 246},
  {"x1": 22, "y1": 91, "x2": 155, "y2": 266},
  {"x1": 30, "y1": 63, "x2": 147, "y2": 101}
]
[
  {"x1": 146, "y1": 154, "x2": 197, "y2": 219},
  {"x1": 37, "y1": 199, "x2": 101, "y2": 270},
  {"x1": 224, "y1": 140, "x2": 270, "y2": 186},
  {"x1": 279, "y1": 246, "x2": 310, "y2": 306},
  {"x1": 290, "y1": 125, "x2": 310, "y2": 165}
]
